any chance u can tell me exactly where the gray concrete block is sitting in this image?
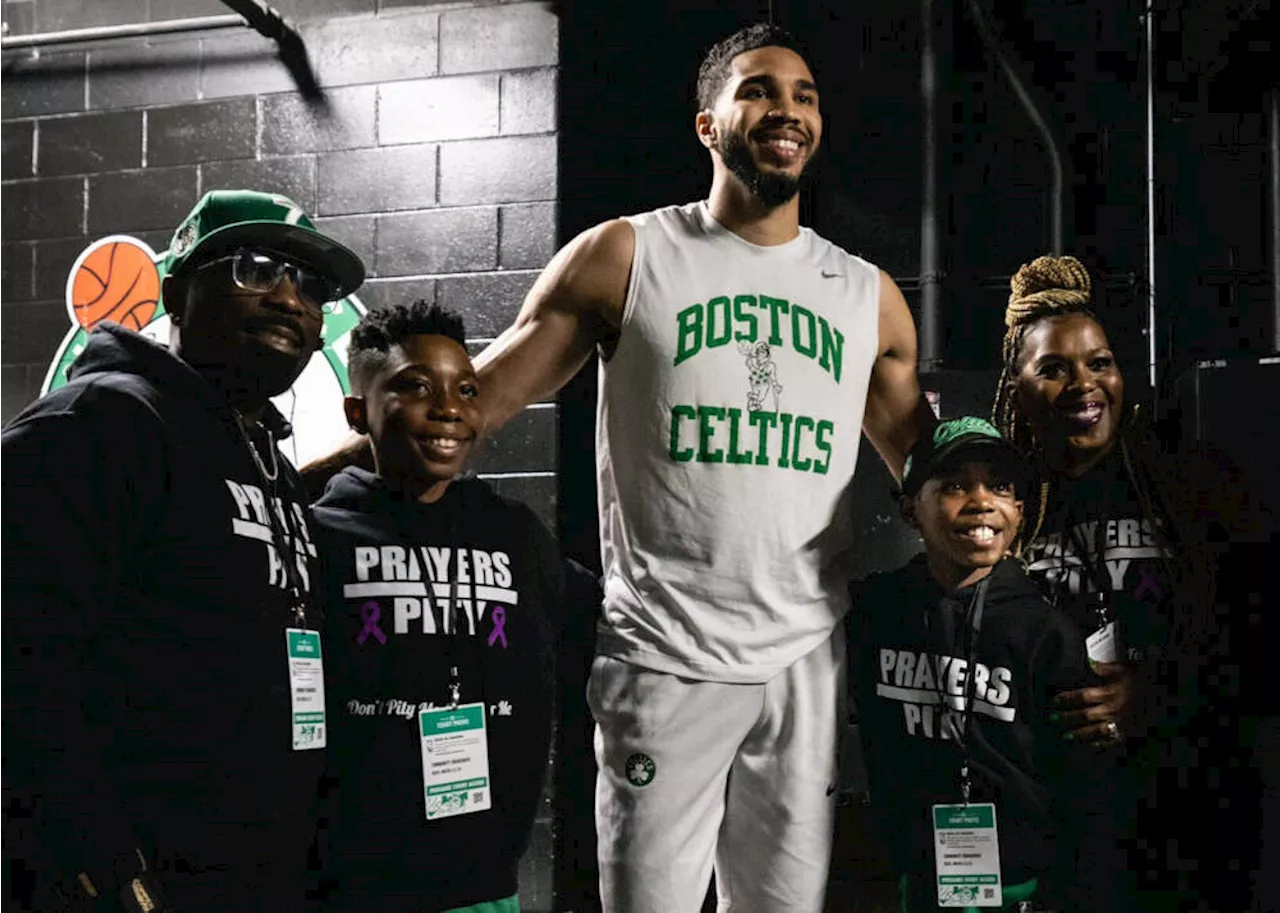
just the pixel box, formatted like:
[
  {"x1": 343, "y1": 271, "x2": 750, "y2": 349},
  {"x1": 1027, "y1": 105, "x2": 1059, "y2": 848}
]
[
  {"x1": 317, "y1": 144, "x2": 436, "y2": 217},
  {"x1": 440, "y1": 3, "x2": 557, "y2": 75},
  {"x1": 0, "y1": 300, "x2": 75, "y2": 364},
  {"x1": 2, "y1": 50, "x2": 86, "y2": 118},
  {"x1": 378, "y1": 74, "x2": 500, "y2": 146},
  {"x1": 439, "y1": 135, "x2": 555, "y2": 206},
  {"x1": 2, "y1": 1, "x2": 35, "y2": 37},
  {"x1": 435, "y1": 270, "x2": 536, "y2": 338},
  {"x1": 266, "y1": 0, "x2": 375, "y2": 19},
  {"x1": 34, "y1": 236, "x2": 98, "y2": 301},
  {"x1": 36, "y1": 0, "x2": 145, "y2": 31},
  {"x1": 261, "y1": 86, "x2": 377, "y2": 156},
  {"x1": 147, "y1": 98, "x2": 256, "y2": 167},
  {"x1": 2, "y1": 176, "x2": 85, "y2": 240},
  {"x1": 87, "y1": 165, "x2": 198, "y2": 234},
  {"x1": 306, "y1": 12, "x2": 439, "y2": 88},
  {"x1": 88, "y1": 37, "x2": 201, "y2": 110},
  {"x1": 201, "y1": 155, "x2": 317, "y2": 212},
  {"x1": 354, "y1": 276, "x2": 437, "y2": 313},
  {"x1": 499, "y1": 202, "x2": 555, "y2": 270},
  {"x1": 312, "y1": 214, "x2": 376, "y2": 281},
  {"x1": 199, "y1": 30, "x2": 295, "y2": 101},
  {"x1": 2, "y1": 242, "x2": 36, "y2": 303},
  {"x1": 500, "y1": 68, "x2": 555, "y2": 137},
  {"x1": 3, "y1": 119, "x2": 35, "y2": 180},
  {"x1": 375, "y1": 206, "x2": 498, "y2": 277},
  {"x1": 39, "y1": 110, "x2": 143, "y2": 176},
  {"x1": 147, "y1": 0, "x2": 230, "y2": 18}
]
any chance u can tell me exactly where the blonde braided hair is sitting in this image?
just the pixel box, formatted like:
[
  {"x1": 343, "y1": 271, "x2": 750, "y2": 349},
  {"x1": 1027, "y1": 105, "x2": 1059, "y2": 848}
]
[
  {"x1": 992, "y1": 255, "x2": 1097, "y2": 551},
  {"x1": 991, "y1": 255, "x2": 1220, "y2": 713}
]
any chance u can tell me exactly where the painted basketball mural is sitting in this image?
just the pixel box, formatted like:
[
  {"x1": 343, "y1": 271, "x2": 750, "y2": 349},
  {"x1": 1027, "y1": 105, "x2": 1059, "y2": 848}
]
[{"x1": 42, "y1": 235, "x2": 366, "y2": 467}]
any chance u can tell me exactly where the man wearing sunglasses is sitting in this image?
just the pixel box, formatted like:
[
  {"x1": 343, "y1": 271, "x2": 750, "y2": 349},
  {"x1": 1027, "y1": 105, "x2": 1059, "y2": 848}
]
[{"x1": 3, "y1": 190, "x2": 364, "y2": 913}]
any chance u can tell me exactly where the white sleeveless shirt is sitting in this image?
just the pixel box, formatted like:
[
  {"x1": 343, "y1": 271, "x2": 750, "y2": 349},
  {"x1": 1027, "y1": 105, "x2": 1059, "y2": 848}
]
[{"x1": 596, "y1": 201, "x2": 882, "y2": 683}]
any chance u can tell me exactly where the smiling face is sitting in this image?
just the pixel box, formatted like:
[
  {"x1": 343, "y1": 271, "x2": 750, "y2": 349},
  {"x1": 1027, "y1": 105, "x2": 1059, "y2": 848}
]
[
  {"x1": 699, "y1": 45, "x2": 822, "y2": 208},
  {"x1": 345, "y1": 334, "x2": 480, "y2": 503},
  {"x1": 909, "y1": 461, "x2": 1024, "y2": 591},
  {"x1": 166, "y1": 259, "x2": 324, "y2": 408},
  {"x1": 1012, "y1": 313, "x2": 1125, "y2": 478}
]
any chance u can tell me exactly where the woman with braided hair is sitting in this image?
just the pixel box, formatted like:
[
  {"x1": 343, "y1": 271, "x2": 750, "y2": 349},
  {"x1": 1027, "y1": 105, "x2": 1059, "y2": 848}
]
[{"x1": 992, "y1": 254, "x2": 1270, "y2": 912}]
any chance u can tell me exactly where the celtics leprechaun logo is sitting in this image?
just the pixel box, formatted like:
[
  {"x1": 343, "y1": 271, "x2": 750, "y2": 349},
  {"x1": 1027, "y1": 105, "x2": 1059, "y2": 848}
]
[{"x1": 41, "y1": 233, "x2": 365, "y2": 468}]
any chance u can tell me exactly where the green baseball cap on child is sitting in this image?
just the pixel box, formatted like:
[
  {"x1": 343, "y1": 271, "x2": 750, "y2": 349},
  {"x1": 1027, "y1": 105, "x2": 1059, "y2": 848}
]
[
  {"x1": 901, "y1": 416, "x2": 1028, "y2": 497},
  {"x1": 163, "y1": 189, "x2": 365, "y2": 298}
]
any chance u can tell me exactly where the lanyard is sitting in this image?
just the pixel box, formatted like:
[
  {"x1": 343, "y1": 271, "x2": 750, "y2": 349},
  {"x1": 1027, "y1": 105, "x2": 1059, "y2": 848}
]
[
  {"x1": 235, "y1": 416, "x2": 309, "y2": 627},
  {"x1": 383, "y1": 491, "x2": 480, "y2": 712},
  {"x1": 926, "y1": 575, "x2": 990, "y2": 805}
]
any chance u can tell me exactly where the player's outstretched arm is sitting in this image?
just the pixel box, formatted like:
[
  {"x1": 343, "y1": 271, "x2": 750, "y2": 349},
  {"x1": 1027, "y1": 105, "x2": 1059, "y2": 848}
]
[
  {"x1": 301, "y1": 219, "x2": 633, "y2": 497},
  {"x1": 473, "y1": 218, "x2": 632, "y2": 430},
  {"x1": 862, "y1": 270, "x2": 937, "y2": 482}
]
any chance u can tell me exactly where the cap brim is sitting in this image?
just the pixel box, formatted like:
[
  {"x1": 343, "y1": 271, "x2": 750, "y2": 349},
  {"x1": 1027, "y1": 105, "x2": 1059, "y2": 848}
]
[
  {"x1": 929, "y1": 435, "x2": 1028, "y2": 490},
  {"x1": 177, "y1": 220, "x2": 366, "y2": 298}
]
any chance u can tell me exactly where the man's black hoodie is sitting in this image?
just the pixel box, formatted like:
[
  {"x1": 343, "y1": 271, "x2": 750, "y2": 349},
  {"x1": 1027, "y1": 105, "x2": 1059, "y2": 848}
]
[
  {"x1": 312, "y1": 468, "x2": 565, "y2": 913},
  {"x1": 3, "y1": 325, "x2": 324, "y2": 911},
  {"x1": 849, "y1": 555, "x2": 1120, "y2": 912}
]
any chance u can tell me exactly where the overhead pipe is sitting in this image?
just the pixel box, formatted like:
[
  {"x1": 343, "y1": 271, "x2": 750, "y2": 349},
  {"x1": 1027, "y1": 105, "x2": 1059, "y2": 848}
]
[
  {"x1": 1269, "y1": 85, "x2": 1280, "y2": 354},
  {"x1": 220, "y1": 0, "x2": 320, "y2": 99},
  {"x1": 1144, "y1": 4, "x2": 1158, "y2": 394},
  {"x1": 0, "y1": 15, "x2": 246, "y2": 51},
  {"x1": 967, "y1": 0, "x2": 1067, "y2": 254},
  {"x1": 1, "y1": 1, "x2": 321, "y2": 102},
  {"x1": 919, "y1": 0, "x2": 947, "y2": 374}
]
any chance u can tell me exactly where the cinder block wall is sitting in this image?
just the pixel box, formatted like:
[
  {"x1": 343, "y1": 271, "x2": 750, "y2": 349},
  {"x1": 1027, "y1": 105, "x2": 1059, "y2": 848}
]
[{"x1": 1, "y1": 0, "x2": 560, "y2": 907}]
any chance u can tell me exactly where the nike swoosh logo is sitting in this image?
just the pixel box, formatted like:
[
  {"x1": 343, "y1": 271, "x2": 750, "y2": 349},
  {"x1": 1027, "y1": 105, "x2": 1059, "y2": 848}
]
[
  {"x1": 820, "y1": 270, "x2": 841, "y2": 279},
  {"x1": 826, "y1": 782, "x2": 838, "y2": 796}
]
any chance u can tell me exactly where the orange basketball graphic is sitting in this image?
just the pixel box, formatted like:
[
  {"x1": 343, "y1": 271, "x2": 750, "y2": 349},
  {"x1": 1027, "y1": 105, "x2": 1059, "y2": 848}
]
[{"x1": 71, "y1": 239, "x2": 160, "y2": 331}]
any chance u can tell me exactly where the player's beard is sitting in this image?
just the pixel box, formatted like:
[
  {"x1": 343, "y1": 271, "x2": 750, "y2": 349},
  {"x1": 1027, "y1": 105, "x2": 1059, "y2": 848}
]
[{"x1": 716, "y1": 128, "x2": 815, "y2": 209}]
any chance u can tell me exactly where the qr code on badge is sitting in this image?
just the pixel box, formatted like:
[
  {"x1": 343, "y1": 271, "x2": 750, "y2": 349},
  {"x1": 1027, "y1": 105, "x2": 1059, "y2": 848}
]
[
  {"x1": 472, "y1": 790, "x2": 486, "y2": 804},
  {"x1": 982, "y1": 888, "x2": 995, "y2": 900}
]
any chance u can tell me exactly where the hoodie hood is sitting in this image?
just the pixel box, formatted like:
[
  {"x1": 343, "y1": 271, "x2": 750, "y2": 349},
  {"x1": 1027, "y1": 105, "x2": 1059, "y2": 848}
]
[
  {"x1": 315, "y1": 465, "x2": 488, "y2": 514},
  {"x1": 897, "y1": 552, "x2": 1043, "y2": 617},
  {"x1": 67, "y1": 323, "x2": 293, "y2": 439},
  {"x1": 951, "y1": 554, "x2": 1044, "y2": 608}
]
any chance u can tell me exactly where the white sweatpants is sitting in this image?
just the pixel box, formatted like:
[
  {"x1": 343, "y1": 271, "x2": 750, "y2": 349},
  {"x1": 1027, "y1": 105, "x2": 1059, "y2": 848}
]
[{"x1": 587, "y1": 632, "x2": 846, "y2": 913}]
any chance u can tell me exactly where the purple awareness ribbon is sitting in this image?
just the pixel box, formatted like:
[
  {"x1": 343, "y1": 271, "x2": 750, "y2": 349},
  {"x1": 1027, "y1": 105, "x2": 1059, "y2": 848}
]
[
  {"x1": 356, "y1": 600, "x2": 387, "y2": 646},
  {"x1": 1134, "y1": 565, "x2": 1164, "y2": 601},
  {"x1": 487, "y1": 606, "x2": 509, "y2": 649}
]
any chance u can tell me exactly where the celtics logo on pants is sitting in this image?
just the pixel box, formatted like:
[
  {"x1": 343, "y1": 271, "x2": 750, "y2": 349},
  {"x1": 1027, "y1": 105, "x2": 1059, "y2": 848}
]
[{"x1": 625, "y1": 752, "x2": 656, "y2": 787}]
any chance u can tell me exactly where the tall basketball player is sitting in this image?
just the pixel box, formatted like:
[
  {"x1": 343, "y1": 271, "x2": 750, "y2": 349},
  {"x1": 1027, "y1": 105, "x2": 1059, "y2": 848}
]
[{"x1": 305, "y1": 23, "x2": 935, "y2": 913}]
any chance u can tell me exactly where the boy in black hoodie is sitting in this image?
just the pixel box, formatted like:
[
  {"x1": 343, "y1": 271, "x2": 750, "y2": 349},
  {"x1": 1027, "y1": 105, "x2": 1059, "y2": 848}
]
[
  {"x1": 848, "y1": 417, "x2": 1115, "y2": 912},
  {"x1": 312, "y1": 300, "x2": 568, "y2": 913}
]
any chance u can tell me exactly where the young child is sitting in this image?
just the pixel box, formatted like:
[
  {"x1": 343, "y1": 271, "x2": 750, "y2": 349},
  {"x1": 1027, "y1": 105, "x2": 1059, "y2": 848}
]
[
  {"x1": 312, "y1": 300, "x2": 572, "y2": 913},
  {"x1": 848, "y1": 417, "x2": 1114, "y2": 913}
]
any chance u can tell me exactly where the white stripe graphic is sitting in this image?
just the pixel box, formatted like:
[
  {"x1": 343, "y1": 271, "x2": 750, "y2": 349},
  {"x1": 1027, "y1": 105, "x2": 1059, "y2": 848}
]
[
  {"x1": 231, "y1": 519, "x2": 318, "y2": 555},
  {"x1": 875, "y1": 683, "x2": 1017, "y2": 722},
  {"x1": 475, "y1": 585, "x2": 519, "y2": 604},
  {"x1": 232, "y1": 519, "x2": 273, "y2": 543},
  {"x1": 343, "y1": 581, "x2": 429, "y2": 598},
  {"x1": 343, "y1": 582, "x2": 519, "y2": 603}
]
